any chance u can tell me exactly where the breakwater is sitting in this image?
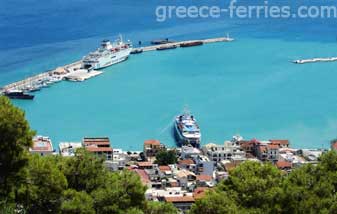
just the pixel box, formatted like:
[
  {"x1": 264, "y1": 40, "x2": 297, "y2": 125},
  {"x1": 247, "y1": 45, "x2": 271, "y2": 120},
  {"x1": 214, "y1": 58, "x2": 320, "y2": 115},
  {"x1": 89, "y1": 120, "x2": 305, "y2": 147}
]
[{"x1": 293, "y1": 57, "x2": 337, "y2": 64}]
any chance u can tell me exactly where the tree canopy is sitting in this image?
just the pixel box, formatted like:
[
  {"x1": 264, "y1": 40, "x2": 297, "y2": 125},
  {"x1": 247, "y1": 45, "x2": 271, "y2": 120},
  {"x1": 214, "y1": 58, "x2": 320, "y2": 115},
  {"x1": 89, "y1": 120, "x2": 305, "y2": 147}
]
[
  {"x1": 0, "y1": 96, "x2": 35, "y2": 201},
  {"x1": 154, "y1": 150, "x2": 177, "y2": 165},
  {"x1": 190, "y1": 151, "x2": 337, "y2": 214}
]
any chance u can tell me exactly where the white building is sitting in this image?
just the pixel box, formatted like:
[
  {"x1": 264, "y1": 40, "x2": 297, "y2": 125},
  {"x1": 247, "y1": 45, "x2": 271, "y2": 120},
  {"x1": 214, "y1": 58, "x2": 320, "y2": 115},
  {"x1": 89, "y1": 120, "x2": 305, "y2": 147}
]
[
  {"x1": 59, "y1": 142, "x2": 82, "y2": 157},
  {"x1": 202, "y1": 141, "x2": 246, "y2": 163},
  {"x1": 180, "y1": 146, "x2": 201, "y2": 159},
  {"x1": 192, "y1": 155, "x2": 214, "y2": 176}
]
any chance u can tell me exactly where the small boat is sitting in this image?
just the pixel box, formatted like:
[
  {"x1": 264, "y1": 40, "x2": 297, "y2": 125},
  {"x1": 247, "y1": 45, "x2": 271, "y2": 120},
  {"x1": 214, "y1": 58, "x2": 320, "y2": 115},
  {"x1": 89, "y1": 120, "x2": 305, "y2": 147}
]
[
  {"x1": 41, "y1": 82, "x2": 50, "y2": 88},
  {"x1": 151, "y1": 39, "x2": 174, "y2": 45},
  {"x1": 156, "y1": 45, "x2": 177, "y2": 51},
  {"x1": 174, "y1": 109, "x2": 201, "y2": 148},
  {"x1": 180, "y1": 41, "x2": 203, "y2": 48},
  {"x1": 4, "y1": 90, "x2": 34, "y2": 100},
  {"x1": 23, "y1": 85, "x2": 41, "y2": 92},
  {"x1": 49, "y1": 76, "x2": 63, "y2": 83},
  {"x1": 130, "y1": 49, "x2": 143, "y2": 54}
]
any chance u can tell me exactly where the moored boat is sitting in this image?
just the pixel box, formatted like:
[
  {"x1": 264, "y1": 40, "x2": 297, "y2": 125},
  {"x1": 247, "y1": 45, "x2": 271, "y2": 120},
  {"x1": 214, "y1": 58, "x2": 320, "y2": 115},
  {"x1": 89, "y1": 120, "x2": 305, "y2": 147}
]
[
  {"x1": 82, "y1": 35, "x2": 132, "y2": 70},
  {"x1": 174, "y1": 110, "x2": 201, "y2": 148},
  {"x1": 4, "y1": 90, "x2": 34, "y2": 100},
  {"x1": 156, "y1": 45, "x2": 177, "y2": 51},
  {"x1": 151, "y1": 39, "x2": 174, "y2": 45},
  {"x1": 130, "y1": 48, "x2": 143, "y2": 54},
  {"x1": 180, "y1": 41, "x2": 203, "y2": 48}
]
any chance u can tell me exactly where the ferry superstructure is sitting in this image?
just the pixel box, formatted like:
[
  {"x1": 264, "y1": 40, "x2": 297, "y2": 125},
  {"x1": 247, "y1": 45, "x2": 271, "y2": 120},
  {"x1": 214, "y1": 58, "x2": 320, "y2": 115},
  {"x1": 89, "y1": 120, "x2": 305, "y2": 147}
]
[
  {"x1": 174, "y1": 111, "x2": 201, "y2": 148},
  {"x1": 82, "y1": 35, "x2": 132, "y2": 70}
]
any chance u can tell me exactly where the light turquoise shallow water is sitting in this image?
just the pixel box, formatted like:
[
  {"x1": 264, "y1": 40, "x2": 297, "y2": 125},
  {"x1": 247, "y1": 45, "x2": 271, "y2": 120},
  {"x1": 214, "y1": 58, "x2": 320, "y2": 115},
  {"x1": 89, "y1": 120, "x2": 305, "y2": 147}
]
[{"x1": 12, "y1": 37, "x2": 337, "y2": 150}]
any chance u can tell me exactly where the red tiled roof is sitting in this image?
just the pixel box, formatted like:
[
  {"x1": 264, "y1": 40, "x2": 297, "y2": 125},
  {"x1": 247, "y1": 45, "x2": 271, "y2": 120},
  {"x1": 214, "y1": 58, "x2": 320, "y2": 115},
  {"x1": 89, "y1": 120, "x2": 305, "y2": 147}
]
[
  {"x1": 179, "y1": 159, "x2": 194, "y2": 165},
  {"x1": 144, "y1": 139, "x2": 160, "y2": 146},
  {"x1": 159, "y1": 165, "x2": 171, "y2": 172},
  {"x1": 31, "y1": 140, "x2": 53, "y2": 152},
  {"x1": 267, "y1": 144, "x2": 279, "y2": 150},
  {"x1": 83, "y1": 137, "x2": 110, "y2": 146},
  {"x1": 170, "y1": 181, "x2": 179, "y2": 187},
  {"x1": 196, "y1": 174, "x2": 212, "y2": 181},
  {"x1": 86, "y1": 147, "x2": 112, "y2": 152},
  {"x1": 193, "y1": 187, "x2": 209, "y2": 199},
  {"x1": 239, "y1": 140, "x2": 258, "y2": 148},
  {"x1": 258, "y1": 145, "x2": 267, "y2": 152},
  {"x1": 134, "y1": 169, "x2": 150, "y2": 184},
  {"x1": 332, "y1": 142, "x2": 337, "y2": 151},
  {"x1": 137, "y1": 162, "x2": 153, "y2": 167},
  {"x1": 276, "y1": 161, "x2": 292, "y2": 169},
  {"x1": 270, "y1": 140, "x2": 289, "y2": 145},
  {"x1": 164, "y1": 196, "x2": 195, "y2": 203}
]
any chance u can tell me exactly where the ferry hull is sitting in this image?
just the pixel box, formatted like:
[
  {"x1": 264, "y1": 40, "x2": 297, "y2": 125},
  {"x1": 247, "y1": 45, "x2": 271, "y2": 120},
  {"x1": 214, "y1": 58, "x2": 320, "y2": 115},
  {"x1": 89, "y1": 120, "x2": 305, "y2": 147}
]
[
  {"x1": 174, "y1": 122, "x2": 200, "y2": 148},
  {"x1": 94, "y1": 55, "x2": 129, "y2": 70}
]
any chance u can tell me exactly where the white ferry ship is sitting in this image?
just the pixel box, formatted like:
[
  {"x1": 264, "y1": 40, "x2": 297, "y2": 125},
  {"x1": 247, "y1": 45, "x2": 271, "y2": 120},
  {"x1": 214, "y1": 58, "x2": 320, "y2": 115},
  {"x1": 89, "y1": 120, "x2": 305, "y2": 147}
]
[
  {"x1": 82, "y1": 35, "x2": 132, "y2": 70},
  {"x1": 174, "y1": 110, "x2": 201, "y2": 148}
]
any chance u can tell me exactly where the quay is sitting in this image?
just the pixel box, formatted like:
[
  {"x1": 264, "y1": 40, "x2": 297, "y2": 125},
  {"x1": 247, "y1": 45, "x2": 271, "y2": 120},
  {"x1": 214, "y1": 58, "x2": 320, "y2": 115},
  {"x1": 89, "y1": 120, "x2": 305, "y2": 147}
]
[
  {"x1": 64, "y1": 69, "x2": 103, "y2": 82},
  {"x1": 135, "y1": 36, "x2": 234, "y2": 52},
  {"x1": 293, "y1": 57, "x2": 337, "y2": 64},
  {"x1": 0, "y1": 36, "x2": 234, "y2": 95}
]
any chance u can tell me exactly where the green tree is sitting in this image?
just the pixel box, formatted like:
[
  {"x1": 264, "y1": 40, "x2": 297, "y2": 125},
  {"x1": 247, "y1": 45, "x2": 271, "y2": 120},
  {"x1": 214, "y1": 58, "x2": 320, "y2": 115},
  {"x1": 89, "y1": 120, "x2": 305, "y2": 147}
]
[
  {"x1": 91, "y1": 170, "x2": 146, "y2": 214},
  {"x1": 281, "y1": 151, "x2": 337, "y2": 213},
  {"x1": 154, "y1": 150, "x2": 177, "y2": 166},
  {"x1": 219, "y1": 161, "x2": 283, "y2": 213},
  {"x1": 193, "y1": 161, "x2": 283, "y2": 214},
  {"x1": 62, "y1": 148, "x2": 106, "y2": 193},
  {"x1": 17, "y1": 155, "x2": 67, "y2": 213},
  {"x1": 144, "y1": 201, "x2": 178, "y2": 214},
  {"x1": 61, "y1": 189, "x2": 95, "y2": 214},
  {"x1": 190, "y1": 191, "x2": 239, "y2": 214},
  {"x1": 0, "y1": 96, "x2": 35, "y2": 201}
]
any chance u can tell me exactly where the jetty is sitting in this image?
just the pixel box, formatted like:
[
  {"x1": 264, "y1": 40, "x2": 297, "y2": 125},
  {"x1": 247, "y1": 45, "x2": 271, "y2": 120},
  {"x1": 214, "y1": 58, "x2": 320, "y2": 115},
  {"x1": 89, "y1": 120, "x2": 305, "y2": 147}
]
[
  {"x1": 293, "y1": 57, "x2": 337, "y2": 64},
  {"x1": 134, "y1": 36, "x2": 234, "y2": 52},
  {"x1": 0, "y1": 36, "x2": 234, "y2": 95}
]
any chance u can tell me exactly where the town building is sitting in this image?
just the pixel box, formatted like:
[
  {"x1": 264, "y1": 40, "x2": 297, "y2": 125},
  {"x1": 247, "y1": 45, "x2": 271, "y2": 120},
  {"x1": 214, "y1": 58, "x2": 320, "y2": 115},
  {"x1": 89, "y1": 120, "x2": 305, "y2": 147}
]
[
  {"x1": 58, "y1": 142, "x2": 82, "y2": 156},
  {"x1": 180, "y1": 146, "x2": 201, "y2": 159},
  {"x1": 83, "y1": 137, "x2": 113, "y2": 160},
  {"x1": 202, "y1": 141, "x2": 246, "y2": 163},
  {"x1": 30, "y1": 136, "x2": 55, "y2": 156},
  {"x1": 164, "y1": 196, "x2": 195, "y2": 212},
  {"x1": 192, "y1": 155, "x2": 214, "y2": 176},
  {"x1": 143, "y1": 139, "x2": 165, "y2": 158}
]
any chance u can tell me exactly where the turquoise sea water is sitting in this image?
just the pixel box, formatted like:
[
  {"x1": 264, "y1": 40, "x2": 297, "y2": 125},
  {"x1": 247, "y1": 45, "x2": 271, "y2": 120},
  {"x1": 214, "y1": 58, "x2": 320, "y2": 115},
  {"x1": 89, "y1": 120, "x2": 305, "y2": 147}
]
[{"x1": 2, "y1": 0, "x2": 337, "y2": 150}]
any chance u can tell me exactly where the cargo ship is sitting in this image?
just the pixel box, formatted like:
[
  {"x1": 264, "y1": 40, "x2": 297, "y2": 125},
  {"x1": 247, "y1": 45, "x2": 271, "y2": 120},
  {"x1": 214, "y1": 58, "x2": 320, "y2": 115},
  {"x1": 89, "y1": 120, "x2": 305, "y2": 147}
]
[
  {"x1": 180, "y1": 41, "x2": 203, "y2": 48},
  {"x1": 174, "y1": 110, "x2": 201, "y2": 148}
]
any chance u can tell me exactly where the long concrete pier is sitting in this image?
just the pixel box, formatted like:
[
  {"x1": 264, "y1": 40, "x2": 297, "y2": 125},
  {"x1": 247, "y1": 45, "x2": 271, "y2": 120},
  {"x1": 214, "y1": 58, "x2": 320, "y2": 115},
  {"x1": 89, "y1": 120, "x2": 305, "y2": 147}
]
[
  {"x1": 137, "y1": 36, "x2": 234, "y2": 52},
  {"x1": 0, "y1": 36, "x2": 234, "y2": 94}
]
